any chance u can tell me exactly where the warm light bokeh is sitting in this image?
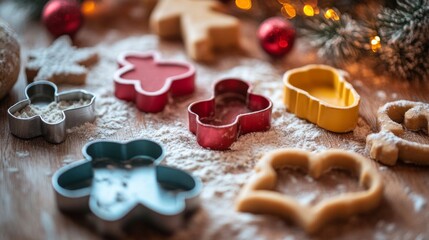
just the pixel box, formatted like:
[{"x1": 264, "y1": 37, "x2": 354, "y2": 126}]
[
  {"x1": 324, "y1": 9, "x2": 339, "y2": 20},
  {"x1": 303, "y1": 4, "x2": 314, "y2": 16},
  {"x1": 281, "y1": 3, "x2": 296, "y2": 19},
  {"x1": 370, "y1": 36, "x2": 381, "y2": 52},
  {"x1": 235, "y1": 0, "x2": 252, "y2": 10},
  {"x1": 81, "y1": 0, "x2": 96, "y2": 15}
]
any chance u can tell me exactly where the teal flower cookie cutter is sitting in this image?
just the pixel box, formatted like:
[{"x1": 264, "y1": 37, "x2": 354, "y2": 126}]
[{"x1": 52, "y1": 139, "x2": 202, "y2": 236}]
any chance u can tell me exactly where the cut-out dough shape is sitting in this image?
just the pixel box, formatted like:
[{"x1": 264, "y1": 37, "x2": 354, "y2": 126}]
[
  {"x1": 114, "y1": 51, "x2": 195, "y2": 113},
  {"x1": 366, "y1": 100, "x2": 429, "y2": 165},
  {"x1": 236, "y1": 149, "x2": 383, "y2": 233},
  {"x1": 26, "y1": 36, "x2": 98, "y2": 85},
  {"x1": 188, "y1": 78, "x2": 272, "y2": 150},
  {"x1": 150, "y1": 0, "x2": 240, "y2": 61},
  {"x1": 283, "y1": 65, "x2": 360, "y2": 132}
]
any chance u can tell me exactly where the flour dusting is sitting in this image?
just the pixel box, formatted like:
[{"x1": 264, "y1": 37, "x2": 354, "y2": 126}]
[
  {"x1": 14, "y1": 99, "x2": 91, "y2": 124},
  {"x1": 16, "y1": 151, "x2": 29, "y2": 158},
  {"x1": 40, "y1": 210, "x2": 56, "y2": 240},
  {"x1": 376, "y1": 90, "x2": 387, "y2": 100},
  {"x1": 67, "y1": 88, "x2": 134, "y2": 139},
  {"x1": 296, "y1": 192, "x2": 318, "y2": 205},
  {"x1": 409, "y1": 193, "x2": 427, "y2": 212},
  {"x1": 6, "y1": 167, "x2": 18, "y2": 173}
]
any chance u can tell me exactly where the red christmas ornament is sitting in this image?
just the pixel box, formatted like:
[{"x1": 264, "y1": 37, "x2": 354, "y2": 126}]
[
  {"x1": 258, "y1": 17, "x2": 296, "y2": 57},
  {"x1": 42, "y1": 0, "x2": 83, "y2": 37}
]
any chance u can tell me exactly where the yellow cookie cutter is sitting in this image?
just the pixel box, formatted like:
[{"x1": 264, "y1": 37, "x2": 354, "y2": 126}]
[
  {"x1": 366, "y1": 100, "x2": 429, "y2": 165},
  {"x1": 283, "y1": 65, "x2": 360, "y2": 132},
  {"x1": 236, "y1": 149, "x2": 383, "y2": 233}
]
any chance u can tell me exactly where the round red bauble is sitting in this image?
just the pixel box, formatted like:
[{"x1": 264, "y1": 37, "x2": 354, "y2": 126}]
[
  {"x1": 42, "y1": 0, "x2": 83, "y2": 37},
  {"x1": 258, "y1": 17, "x2": 296, "y2": 57}
]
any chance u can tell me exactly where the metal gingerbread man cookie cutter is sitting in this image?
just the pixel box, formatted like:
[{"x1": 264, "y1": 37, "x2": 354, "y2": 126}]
[
  {"x1": 188, "y1": 78, "x2": 272, "y2": 150},
  {"x1": 52, "y1": 139, "x2": 202, "y2": 236},
  {"x1": 7, "y1": 81, "x2": 96, "y2": 143}
]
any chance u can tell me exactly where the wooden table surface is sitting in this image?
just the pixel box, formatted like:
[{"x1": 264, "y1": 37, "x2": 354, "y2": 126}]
[{"x1": 1, "y1": 2, "x2": 429, "y2": 240}]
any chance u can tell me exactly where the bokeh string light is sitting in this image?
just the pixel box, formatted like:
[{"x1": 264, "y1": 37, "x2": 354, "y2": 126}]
[
  {"x1": 275, "y1": 0, "x2": 319, "y2": 18},
  {"x1": 235, "y1": 0, "x2": 252, "y2": 10},
  {"x1": 370, "y1": 36, "x2": 381, "y2": 52},
  {"x1": 81, "y1": 0, "x2": 96, "y2": 16},
  {"x1": 233, "y1": 0, "x2": 384, "y2": 56},
  {"x1": 303, "y1": 4, "x2": 314, "y2": 16},
  {"x1": 324, "y1": 8, "x2": 339, "y2": 21},
  {"x1": 281, "y1": 3, "x2": 296, "y2": 19}
]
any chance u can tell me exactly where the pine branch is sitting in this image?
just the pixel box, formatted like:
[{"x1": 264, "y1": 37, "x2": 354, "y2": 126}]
[
  {"x1": 13, "y1": 0, "x2": 84, "y2": 19},
  {"x1": 378, "y1": 0, "x2": 429, "y2": 43},
  {"x1": 14, "y1": 0, "x2": 49, "y2": 19},
  {"x1": 378, "y1": 0, "x2": 429, "y2": 80},
  {"x1": 301, "y1": 10, "x2": 375, "y2": 66}
]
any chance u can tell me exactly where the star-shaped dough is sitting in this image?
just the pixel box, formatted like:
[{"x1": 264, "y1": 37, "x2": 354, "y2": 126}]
[{"x1": 26, "y1": 36, "x2": 98, "y2": 85}]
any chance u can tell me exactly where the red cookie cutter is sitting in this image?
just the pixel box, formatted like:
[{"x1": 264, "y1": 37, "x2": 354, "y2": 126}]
[
  {"x1": 114, "y1": 51, "x2": 196, "y2": 113},
  {"x1": 188, "y1": 78, "x2": 272, "y2": 150}
]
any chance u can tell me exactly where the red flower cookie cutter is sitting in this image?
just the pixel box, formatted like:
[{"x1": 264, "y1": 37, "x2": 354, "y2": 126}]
[
  {"x1": 188, "y1": 78, "x2": 272, "y2": 150},
  {"x1": 114, "y1": 51, "x2": 196, "y2": 112}
]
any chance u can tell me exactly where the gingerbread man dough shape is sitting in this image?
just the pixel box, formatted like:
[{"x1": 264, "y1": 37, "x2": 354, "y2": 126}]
[
  {"x1": 236, "y1": 149, "x2": 383, "y2": 233},
  {"x1": 150, "y1": 0, "x2": 240, "y2": 61},
  {"x1": 366, "y1": 100, "x2": 429, "y2": 166}
]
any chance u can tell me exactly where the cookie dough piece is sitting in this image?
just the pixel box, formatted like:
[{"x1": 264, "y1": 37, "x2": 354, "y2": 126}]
[
  {"x1": 366, "y1": 100, "x2": 429, "y2": 165},
  {"x1": 150, "y1": 0, "x2": 239, "y2": 61},
  {"x1": 0, "y1": 19, "x2": 20, "y2": 100},
  {"x1": 236, "y1": 149, "x2": 383, "y2": 233},
  {"x1": 26, "y1": 36, "x2": 98, "y2": 85}
]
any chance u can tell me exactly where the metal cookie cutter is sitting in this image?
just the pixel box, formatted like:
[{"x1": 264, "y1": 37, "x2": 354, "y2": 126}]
[
  {"x1": 188, "y1": 78, "x2": 273, "y2": 150},
  {"x1": 114, "y1": 51, "x2": 195, "y2": 113},
  {"x1": 52, "y1": 139, "x2": 202, "y2": 236},
  {"x1": 7, "y1": 81, "x2": 95, "y2": 143}
]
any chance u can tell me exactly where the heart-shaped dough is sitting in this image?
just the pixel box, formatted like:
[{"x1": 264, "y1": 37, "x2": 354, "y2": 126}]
[
  {"x1": 235, "y1": 149, "x2": 383, "y2": 233},
  {"x1": 366, "y1": 100, "x2": 429, "y2": 165}
]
